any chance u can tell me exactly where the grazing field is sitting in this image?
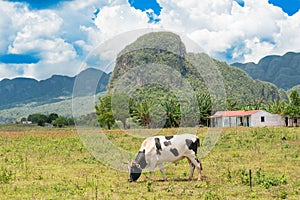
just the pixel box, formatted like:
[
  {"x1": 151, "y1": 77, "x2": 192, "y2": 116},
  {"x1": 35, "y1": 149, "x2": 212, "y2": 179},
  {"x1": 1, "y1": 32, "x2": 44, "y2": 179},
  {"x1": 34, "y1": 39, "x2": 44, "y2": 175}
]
[{"x1": 0, "y1": 125, "x2": 299, "y2": 199}]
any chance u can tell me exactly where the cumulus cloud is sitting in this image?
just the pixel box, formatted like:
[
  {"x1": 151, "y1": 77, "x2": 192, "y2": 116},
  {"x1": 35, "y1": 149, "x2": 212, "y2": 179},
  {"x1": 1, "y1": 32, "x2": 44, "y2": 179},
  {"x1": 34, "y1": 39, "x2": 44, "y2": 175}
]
[
  {"x1": 8, "y1": 10, "x2": 63, "y2": 54},
  {"x1": 157, "y1": 0, "x2": 295, "y2": 63},
  {"x1": 1, "y1": 0, "x2": 300, "y2": 80},
  {"x1": 0, "y1": 64, "x2": 21, "y2": 80},
  {"x1": 92, "y1": 4, "x2": 150, "y2": 38},
  {"x1": 273, "y1": 11, "x2": 300, "y2": 54},
  {"x1": 0, "y1": 1, "x2": 81, "y2": 80}
]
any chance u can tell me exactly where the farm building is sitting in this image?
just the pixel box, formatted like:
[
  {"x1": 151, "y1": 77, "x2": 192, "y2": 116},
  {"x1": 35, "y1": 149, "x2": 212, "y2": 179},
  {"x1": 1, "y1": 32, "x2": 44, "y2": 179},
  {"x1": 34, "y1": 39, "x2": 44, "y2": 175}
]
[
  {"x1": 285, "y1": 116, "x2": 300, "y2": 127},
  {"x1": 208, "y1": 110, "x2": 285, "y2": 128}
]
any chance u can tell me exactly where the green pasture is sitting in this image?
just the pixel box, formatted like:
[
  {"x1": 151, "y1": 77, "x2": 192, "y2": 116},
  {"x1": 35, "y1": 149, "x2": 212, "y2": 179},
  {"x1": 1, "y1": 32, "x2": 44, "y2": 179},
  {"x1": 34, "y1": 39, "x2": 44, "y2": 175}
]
[{"x1": 0, "y1": 125, "x2": 299, "y2": 199}]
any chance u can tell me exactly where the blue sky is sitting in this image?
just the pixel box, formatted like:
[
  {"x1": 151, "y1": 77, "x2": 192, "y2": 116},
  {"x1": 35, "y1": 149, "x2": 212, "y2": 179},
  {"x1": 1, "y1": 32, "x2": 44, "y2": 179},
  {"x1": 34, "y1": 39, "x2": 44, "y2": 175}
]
[
  {"x1": 6, "y1": 0, "x2": 72, "y2": 9},
  {"x1": 268, "y1": 0, "x2": 300, "y2": 16},
  {"x1": 0, "y1": 0, "x2": 300, "y2": 80}
]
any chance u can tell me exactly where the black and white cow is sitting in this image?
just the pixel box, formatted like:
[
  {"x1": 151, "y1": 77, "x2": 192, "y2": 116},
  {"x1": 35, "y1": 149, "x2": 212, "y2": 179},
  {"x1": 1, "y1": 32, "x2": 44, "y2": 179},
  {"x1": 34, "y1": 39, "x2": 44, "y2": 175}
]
[{"x1": 128, "y1": 134, "x2": 202, "y2": 182}]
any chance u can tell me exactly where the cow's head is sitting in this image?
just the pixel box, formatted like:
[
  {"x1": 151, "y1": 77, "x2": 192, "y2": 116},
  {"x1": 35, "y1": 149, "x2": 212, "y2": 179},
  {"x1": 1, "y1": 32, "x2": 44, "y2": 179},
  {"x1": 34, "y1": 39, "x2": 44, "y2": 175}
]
[{"x1": 128, "y1": 161, "x2": 142, "y2": 182}]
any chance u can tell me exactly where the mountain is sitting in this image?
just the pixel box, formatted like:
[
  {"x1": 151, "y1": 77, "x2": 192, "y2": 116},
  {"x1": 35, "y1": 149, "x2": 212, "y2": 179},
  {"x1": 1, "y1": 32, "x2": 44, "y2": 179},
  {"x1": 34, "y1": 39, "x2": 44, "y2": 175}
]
[
  {"x1": 0, "y1": 92, "x2": 105, "y2": 124},
  {"x1": 0, "y1": 68, "x2": 110, "y2": 110},
  {"x1": 232, "y1": 52, "x2": 300, "y2": 90},
  {"x1": 109, "y1": 31, "x2": 283, "y2": 107}
]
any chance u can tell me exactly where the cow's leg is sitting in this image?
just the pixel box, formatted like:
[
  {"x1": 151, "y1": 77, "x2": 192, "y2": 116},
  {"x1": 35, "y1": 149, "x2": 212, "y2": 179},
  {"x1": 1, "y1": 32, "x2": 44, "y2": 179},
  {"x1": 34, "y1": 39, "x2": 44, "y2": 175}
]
[
  {"x1": 147, "y1": 158, "x2": 157, "y2": 180},
  {"x1": 158, "y1": 164, "x2": 167, "y2": 181},
  {"x1": 186, "y1": 155, "x2": 202, "y2": 181},
  {"x1": 187, "y1": 158, "x2": 195, "y2": 181}
]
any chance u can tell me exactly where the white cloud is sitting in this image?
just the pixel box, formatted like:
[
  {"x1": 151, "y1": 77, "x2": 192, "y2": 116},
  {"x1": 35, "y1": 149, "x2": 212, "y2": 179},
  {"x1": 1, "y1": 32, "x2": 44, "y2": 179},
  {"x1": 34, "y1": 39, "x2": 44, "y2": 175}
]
[
  {"x1": 93, "y1": 4, "x2": 150, "y2": 38},
  {"x1": 244, "y1": 37, "x2": 275, "y2": 62},
  {"x1": 0, "y1": 1, "x2": 81, "y2": 80},
  {"x1": 0, "y1": 1, "x2": 18, "y2": 54},
  {"x1": 1, "y1": 0, "x2": 300, "y2": 80},
  {"x1": 273, "y1": 11, "x2": 300, "y2": 55},
  {"x1": 0, "y1": 64, "x2": 20, "y2": 80},
  {"x1": 155, "y1": 0, "x2": 300, "y2": 63},
  {"x1": 8, "y1": 9, "x2": 63, "y2": 54}
]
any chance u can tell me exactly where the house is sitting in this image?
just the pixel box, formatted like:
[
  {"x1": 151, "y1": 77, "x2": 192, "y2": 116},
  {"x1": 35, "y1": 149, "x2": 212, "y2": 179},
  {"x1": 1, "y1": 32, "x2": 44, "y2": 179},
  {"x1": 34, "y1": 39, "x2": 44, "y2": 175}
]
[
  {"x1": 22, "y1": 120, "x2": 32, "y2": 125},
  {"x1": 208, "y1": 110, "x2": 285, "y2": 128},
  {"x1": 285, "y1": 116, "x2": 300, "y2": 127}
]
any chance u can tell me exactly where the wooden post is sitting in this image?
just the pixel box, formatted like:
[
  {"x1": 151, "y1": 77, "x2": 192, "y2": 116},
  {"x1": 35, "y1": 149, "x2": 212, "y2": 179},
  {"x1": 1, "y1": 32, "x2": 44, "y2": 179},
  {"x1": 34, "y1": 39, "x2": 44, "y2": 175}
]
[{"x1": 249, "y1": 169, "x2": 252, "y2": 189}]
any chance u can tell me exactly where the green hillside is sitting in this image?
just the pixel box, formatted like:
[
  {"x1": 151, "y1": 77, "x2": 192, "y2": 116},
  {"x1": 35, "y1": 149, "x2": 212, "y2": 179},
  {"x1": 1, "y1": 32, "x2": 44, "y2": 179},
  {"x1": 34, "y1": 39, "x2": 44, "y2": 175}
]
[
  {"x1": 108, "y1": 31, "x2": 283, "y2": 107},
  {"x1": 0, "y1": 68, "x2": 110, "y2": 110},
  {"x1": 232, "y1": 52, "x2": 300, "y2": 90}
]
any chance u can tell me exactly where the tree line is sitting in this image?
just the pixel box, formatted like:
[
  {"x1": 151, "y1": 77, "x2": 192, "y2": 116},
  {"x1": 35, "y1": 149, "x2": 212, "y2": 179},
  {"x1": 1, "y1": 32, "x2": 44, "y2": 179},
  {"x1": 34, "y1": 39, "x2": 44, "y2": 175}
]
[
  {"x1": 95, "y1": 92, "x2": 211, "y2": 130},
  {"x1": 95, "y1": 90, "x2": 300, "y2": 129},
  {"x1": 21, "y1": 113, "x2": 74, "y2": 127}
]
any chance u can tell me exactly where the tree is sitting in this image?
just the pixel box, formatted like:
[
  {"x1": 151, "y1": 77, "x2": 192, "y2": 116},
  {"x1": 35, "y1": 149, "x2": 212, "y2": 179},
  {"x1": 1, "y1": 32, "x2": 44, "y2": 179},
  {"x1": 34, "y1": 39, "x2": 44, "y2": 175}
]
[
  {"x1": 111, "y1": 93, "x2": 130, "y2": 129},
  {"x1": 28, "y1": 113, "x2": 48, "y2": 126},
  {"x1": 283, "y1": 90, "x2": 300, "y2": 126},
  {"x1": 20, "y1": 117, "x2": 27, "y2": 123},
  {"x1": 95, "y1": 95, "x2": 115, "y2": 129},
  {"x1": 52, "y1": 116, "x2": 68, "y2": 127},
  {"x1": 163, "y1": 98, "x2": 181, "y2": 128},
  {"x1": 289, "y1": 90, "x2": 300, "y2": 106},
  {"x1": 267, "y1": 100, "x2": 286, "y2": 115},
  {"x1": 131, "y1": 100, "x2": 152, "y2": 128},
  {"x1": 47, "y1": 113, "x2": 58, "y2": 123},
  {"x1": 197, "y1": 93, "x2": 212, "y2": 125}
]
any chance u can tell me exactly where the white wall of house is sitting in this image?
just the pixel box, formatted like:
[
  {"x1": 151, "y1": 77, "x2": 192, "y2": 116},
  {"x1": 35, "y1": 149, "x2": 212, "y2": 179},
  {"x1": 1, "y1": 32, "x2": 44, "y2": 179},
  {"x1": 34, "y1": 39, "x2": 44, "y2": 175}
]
[
  {"x1": 223, "y1": 116, "x2": 238, "y2": 127},
  {"x1": 250, "y1": 110, "x2": 284, "y2": 127},
  {"x1": 210, "y1": 110, "x2": 285, "y2": 127}
]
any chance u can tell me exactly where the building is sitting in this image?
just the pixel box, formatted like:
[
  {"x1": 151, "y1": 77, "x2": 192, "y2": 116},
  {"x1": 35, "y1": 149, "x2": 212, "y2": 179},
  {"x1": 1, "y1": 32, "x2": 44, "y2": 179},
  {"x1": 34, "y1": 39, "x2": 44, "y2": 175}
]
[
  {"x1": 285, "y1": 116, "x2": 300, "y2": 127},
  {"x1": 208, "y1": 110, "x2": 285, "y2": 128}
]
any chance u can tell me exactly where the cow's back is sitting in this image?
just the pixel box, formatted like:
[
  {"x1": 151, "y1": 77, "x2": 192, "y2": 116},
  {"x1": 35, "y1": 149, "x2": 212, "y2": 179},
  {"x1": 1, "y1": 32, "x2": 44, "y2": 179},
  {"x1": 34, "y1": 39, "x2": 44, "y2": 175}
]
[{"x1": 140, "y1": 134, "x2": 199, "y2": 164}]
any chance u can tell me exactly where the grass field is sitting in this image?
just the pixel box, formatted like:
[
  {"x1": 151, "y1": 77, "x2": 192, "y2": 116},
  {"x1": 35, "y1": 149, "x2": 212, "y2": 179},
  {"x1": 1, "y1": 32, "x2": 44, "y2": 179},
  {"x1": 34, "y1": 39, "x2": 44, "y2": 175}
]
[{"x1": 0, "y1": 125, "x2": 299, "y2": 199}]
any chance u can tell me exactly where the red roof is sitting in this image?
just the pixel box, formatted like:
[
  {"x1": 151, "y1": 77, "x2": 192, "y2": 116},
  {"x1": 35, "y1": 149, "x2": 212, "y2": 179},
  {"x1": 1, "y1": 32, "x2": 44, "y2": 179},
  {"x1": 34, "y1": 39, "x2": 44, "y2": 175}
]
[{"x1": 209, "y1": 110, "x2": 261, "y2": 118}]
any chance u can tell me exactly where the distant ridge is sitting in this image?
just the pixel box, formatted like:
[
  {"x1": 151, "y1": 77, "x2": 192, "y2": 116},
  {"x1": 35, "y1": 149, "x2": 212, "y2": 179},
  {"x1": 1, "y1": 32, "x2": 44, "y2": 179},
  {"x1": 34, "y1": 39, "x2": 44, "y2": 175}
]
[
  {"x1": 0, "y1": 68, "x2": 110, "y2": 110},
  {"x1": 232, "y1": 52, "x2": 300, "y2": 90}
]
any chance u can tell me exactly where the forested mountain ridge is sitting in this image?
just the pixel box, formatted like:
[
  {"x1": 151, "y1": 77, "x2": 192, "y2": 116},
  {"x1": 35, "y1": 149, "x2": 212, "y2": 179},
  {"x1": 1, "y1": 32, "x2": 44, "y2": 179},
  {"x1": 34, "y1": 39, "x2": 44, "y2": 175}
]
[
  {"x1": 0, "y1": 68, "x2": 110, "y2": 110},
  {"x1": 232, "y1": 52, "x2": 300, "y2": 90},
  {"x1": 109, "y1": 31, "x2": 284, "y2": 106}
]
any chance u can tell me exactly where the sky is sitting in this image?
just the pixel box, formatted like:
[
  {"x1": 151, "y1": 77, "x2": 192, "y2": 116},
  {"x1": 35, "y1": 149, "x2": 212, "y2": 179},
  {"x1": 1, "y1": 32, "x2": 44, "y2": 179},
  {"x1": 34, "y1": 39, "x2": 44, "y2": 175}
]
[{"x1": 0, "y1": 0, "x2": 300, "y2": 80}]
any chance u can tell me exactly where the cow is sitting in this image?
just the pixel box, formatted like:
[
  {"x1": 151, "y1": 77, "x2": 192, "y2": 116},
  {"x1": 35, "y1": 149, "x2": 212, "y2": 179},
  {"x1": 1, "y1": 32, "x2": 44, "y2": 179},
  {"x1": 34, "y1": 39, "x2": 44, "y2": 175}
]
[{"x1": 128, "y1": 134, "x2": 203, "y2": 182}]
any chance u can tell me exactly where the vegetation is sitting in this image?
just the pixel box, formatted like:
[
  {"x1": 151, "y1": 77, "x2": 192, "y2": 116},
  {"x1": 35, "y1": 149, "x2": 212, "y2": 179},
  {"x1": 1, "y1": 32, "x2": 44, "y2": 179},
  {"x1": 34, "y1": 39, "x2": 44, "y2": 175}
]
[
  {"x1": 93, "y1": 31, "x2": 291, "y2": 129},
  {"x1": 22, "y1": 113, "x2": 74, "y2": 127},
  {"x1": 233, "y1": 52, "x2": 300, "y2": 90},
  {"x1": 109, "y1": 32, "x2": 283, "y2": 109},
  {"x1": 0, "y1": 92, "x2": 105, "y2": 124},
  {"x1": 0, "y1": 68, "x2": 110, "y2": 111},
  {"x1": 95, "y1": 95, "x2": 115, "y2": 129},
  {"x1": 0, "y1": 125, "x2": 299, "y2": 199},
  {"x1": 95, "y1": 91, "x2": 213, "y2": 129}
]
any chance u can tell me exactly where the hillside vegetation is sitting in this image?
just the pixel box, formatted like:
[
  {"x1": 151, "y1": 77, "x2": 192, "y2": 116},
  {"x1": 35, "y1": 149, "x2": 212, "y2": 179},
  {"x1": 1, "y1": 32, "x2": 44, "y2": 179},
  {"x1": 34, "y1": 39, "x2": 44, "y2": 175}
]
[
  {"x1": 109, "y1": 31, "x2": 283, "y2": 107},
  {"x1": 0, "y1": 68, "x2": 110, "y2": 110},
  {"x1": 232, "y1": 52, "x2": 300, "y2": 90}
]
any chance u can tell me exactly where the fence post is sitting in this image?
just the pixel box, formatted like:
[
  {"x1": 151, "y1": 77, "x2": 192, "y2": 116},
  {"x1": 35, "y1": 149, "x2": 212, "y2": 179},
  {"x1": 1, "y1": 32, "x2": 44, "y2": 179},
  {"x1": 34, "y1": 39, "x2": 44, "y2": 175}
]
[{"x1": 249, "y1": 169, "x2": 252, "y2": 189}]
